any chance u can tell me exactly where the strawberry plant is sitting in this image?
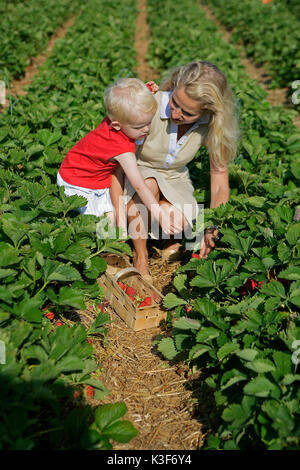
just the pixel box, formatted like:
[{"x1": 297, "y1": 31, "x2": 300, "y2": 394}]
[
  {"x1": 202, "y1": 0, "x2": 300, "y2": 90},
  {"x1": 0, "y1": 0, "x2": 82, "y2": 84},
  {"x1": 147, "y1": 0, "x2": 300, "y2": 450},
  {"x1": 0, "y1": 0, "x2": 138, "y2": 450}
]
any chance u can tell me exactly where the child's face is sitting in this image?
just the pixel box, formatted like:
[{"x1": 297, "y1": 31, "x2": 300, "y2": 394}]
[{"x1": 119, "y1": 112, "x2": 154, "y2": 140}]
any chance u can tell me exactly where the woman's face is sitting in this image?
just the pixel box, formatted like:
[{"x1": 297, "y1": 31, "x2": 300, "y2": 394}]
[{"x1": 169, "y1": 87, "x2": 204, "y2": 125}]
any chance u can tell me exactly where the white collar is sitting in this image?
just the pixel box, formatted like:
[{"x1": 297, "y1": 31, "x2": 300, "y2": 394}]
[{"x1": 160, "y1": 90, "x2": 211, "y2": 125}]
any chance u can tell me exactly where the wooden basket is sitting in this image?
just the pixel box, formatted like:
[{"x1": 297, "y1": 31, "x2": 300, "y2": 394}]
[{"x1": 97, "y1": 254, "x2": 166, "y2": 331}]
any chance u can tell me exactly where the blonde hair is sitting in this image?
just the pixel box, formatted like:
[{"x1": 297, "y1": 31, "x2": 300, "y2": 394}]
[
  {"x1": 104, "y1": 77, "x2": 157, "y2": 124},
  {"x1": 160, "y1": 61, "x2": 240, "y2": 168}
]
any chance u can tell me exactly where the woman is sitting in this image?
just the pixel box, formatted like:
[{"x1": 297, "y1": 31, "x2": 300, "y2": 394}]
[{"x1": 112, "y1": 61, "x2": 239, "y2": 281}]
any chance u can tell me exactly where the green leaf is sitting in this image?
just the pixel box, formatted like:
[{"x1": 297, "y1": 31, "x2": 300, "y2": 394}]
[
  {"x1": 31, "y1": 360, "x2": 60, "y2": 382},
  {"x1": 244, "y1": 376, "x2": 278, "y2": 398},
  {"x1": 62, "y1": 243, "x2": 91, "y2": 263},
  {"x1": 173, "y1": 273, "x2": 188, "y2": 295},
  {"x1": 285, "y1": 224, "x2": 300, "y2": 246},
  {"x1": 41, "y1": 259, "x2": 81, "y2": 282},
  {"x1": 236, "y1": 349, "x2": 258, "y2": 361},
  {"x1": 190, "y1": 261, "x2": 216, "y2": 288},
  {"x1": 163, "y1": 293, "x2": 187, "y2": 309},
  {"x1": 84, "y1": 256, "x2": 107, "y2": 279},
  {"x1": 243, "y1": 257, "x2": 266, "y2": 273},
  {"x1": 279, "y1": 266, "x2": 300, "y2": 281},
  {"x1": 217, "y1": 343, "x2": 240, "y2": 360},
  {"x1": 260, "y1": 280, "x2": 286, "y2": 298},
  {"x1": 102, "y1": 420, "x2": 138, "y2": 443},
  {"x1": 173, "y1": 316, "x2": 201, "y2": 330},
  {"x1": 222, "y1": 404, "x2": 248, "y2": 428},
  {"x1": 57, "y1": 287, "x2": 86, "y2": 309},
  {"x1": 196, "y1": 327, "x2": 220, "y2": 343},
  {"x1": 0, "y1": 242, "x2": 20, "y2": 267},
  {"x1": 188, "y1": 344, "x2": 211, "y2": 360},
  {"x1": 157, "y1": 337, "x2": 178, "y2": 360},
  {"x1": 247, "y1": 196, "x2": 266, "y2": 208},
  {"x1": 94, "y1": 402, "x2": 127, "y2": 431},
  {"x1": 37, "y1": 129, "x2": 62, "y2": 146},
  {"x1": 56, "y1": 355, "x2": 85, "y2": 373},
  {"x1": 244, "y1": 360, "x2": 276, "y2": 373}
]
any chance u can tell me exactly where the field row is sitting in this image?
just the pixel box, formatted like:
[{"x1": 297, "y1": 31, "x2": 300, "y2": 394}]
[
  {"x1": 1, "y1": 0, "x2": 82, "y2": 84},
  {"x1": 147, "y1": 0, "x2": 300, "y2": 450},
  {"x1": 0, "y1": 0, "x2": 138, "y2": 450},
  {"x1": 202, "y1": 0, "x2": 300, "y2": 90}
]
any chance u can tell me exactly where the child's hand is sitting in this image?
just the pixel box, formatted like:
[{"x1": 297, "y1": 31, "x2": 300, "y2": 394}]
[{"x1": 146, "y1": 81, "x2": 159, "y2": 94}]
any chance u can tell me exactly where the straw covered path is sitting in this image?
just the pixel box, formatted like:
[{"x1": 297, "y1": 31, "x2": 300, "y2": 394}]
[
  {"x1": 82, "y1": 0, "x2": 211, "y2": 449},
  {"x1": 81, "y1": 243, "x2": 211, "y2": 450}
]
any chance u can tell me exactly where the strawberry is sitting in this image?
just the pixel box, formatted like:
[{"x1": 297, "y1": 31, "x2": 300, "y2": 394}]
[
  {"x1": 73, "y1": 390, "x2": 81, "y2": 399},
  {"x1": 117, "y1": 281, "x2": 127, "y2": 291},
  {"x1": 146, "y1": 82, "x2": 153, "y2": 92},
  {"x1": 86, "y1": 386, "x2": 95, "y2": 398},
  {"x1": 191, "y1": 253, "x2": 200, "y2": 259},
  {"x1": 54, "y1": 320, "x2": 64, "y2": 327},
  {"x1": 126, "y1": 286, "x2": 137, "y2": 296},
  {"x1": 128, "y1": 295, "x2": 135, "y2": 302},
  {"x1": 143, "y1": 296, "x2": 152, "y2": 305},
  {"x1": 138, "y1": 300, "x2": 148, "y2": 307},
  {"x1": 98, "y1": 302, "x2": 105, "y2": 312},
  {"x1": 44, "y1": 311, "x2": 55, "y2": 320},
  {"x1": 184, "y1": 305, "x2": 192, "y2": 313},
  {"x1": 86, "y1": 338, "x2": 93, "y2": 344}
]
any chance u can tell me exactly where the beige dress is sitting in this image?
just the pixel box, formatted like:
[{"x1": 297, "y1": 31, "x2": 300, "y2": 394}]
[{"x1": 124, "y1": 90, "x2": 210, "y2": 229}]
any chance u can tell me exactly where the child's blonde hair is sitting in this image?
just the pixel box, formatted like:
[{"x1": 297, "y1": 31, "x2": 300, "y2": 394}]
[
  {"x1": 104, "y1": 78, "x2": 157, "y2": 124},
  {"x1": 160, "y1": 61, "x2": 240, "y2": 168}
]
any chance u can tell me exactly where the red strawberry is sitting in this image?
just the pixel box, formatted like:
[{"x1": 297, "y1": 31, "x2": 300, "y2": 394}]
[
  {"x1": 86, "y1": 338, "x2": 93, "y2": 344},
  {"x1": 144, "y1": 297, "x2": 152, "y2": 305},
  {"x1": 184, "y1": 305, "x2": 192, "y2": 313},
  {"x1": 191, "y1": 253, "x2": 200, "y2": 259},
  {"x1": 117, "y1": 281, "x2": 127, "y2": 291},
  {"x1": 138, "y1": 300, "x2": 148, "y2": 307},
  {"x1": 55, "y1": 320, "x2": 64, "y2": 327},
  {"x1": 73, "y1": 390, "x2": 81, "y2": 399},
  {"x1": 146, "y1": 83, "x2": 153, "y2": 92},
  {"x1": 44, "y1": 311, "x2": 55, "y2": 320},
  {"x1": 98, "y1": 303, "x2": 105, "y2": 312},
  {"x1": 126, "y1": 286, "x2": 137, "y2": 296},
  {"x1": 86, "y1": 386, "x2": 95, "y2": 398},
  {"x1": 128, "y1": 295, "x2": 135, "y2": 302}
]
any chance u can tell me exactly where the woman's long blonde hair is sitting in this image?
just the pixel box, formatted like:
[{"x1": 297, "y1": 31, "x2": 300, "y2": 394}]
[{"x1": 160, "y1": 61, "x2": 240, "y2": 168}]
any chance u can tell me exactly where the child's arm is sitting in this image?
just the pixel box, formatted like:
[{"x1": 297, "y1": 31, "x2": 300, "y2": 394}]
[
  {"x1": 112, "y1": 152, "x2": 182, "y2": 235},
  {"x1": 110, "y1": 166, "x2": 127, "y2": 238}
]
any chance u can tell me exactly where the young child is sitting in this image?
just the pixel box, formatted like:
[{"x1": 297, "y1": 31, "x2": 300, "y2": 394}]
[{"x1": 57, "y1": 78, "x2": 180, "y2": 238}]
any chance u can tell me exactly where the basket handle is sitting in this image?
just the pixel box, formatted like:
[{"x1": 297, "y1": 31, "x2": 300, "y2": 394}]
[{"x1": 113, "y1": 267, "x2": 141, "y2": 281}]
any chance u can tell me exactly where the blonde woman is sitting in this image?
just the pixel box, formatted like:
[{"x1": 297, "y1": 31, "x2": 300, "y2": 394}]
[{"x1": 113, "y1": 62, "x2": 239, "y2": 281}]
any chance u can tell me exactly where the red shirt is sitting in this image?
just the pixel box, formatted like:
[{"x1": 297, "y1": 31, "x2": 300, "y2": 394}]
[{"x1": 59, "y1": 117, "x2": 135, "y2": 189}]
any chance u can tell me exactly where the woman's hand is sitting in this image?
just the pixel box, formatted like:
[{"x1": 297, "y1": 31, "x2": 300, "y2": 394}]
[{"x1": 199, "y1": 227, "x2": 219, "y2": 259}]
